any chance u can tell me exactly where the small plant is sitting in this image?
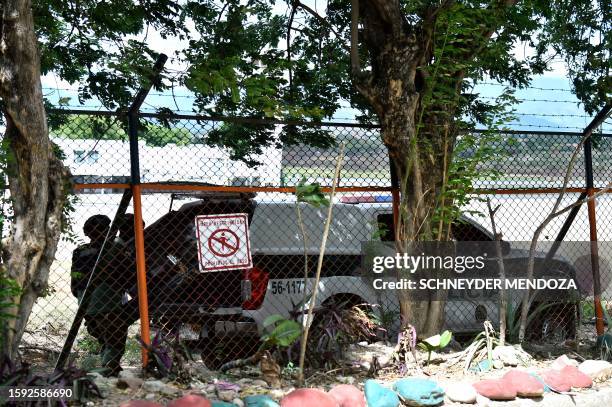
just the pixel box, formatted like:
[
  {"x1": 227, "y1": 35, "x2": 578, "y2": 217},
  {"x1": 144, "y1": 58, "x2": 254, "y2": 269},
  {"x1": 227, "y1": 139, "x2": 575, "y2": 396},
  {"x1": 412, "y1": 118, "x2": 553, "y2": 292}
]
[
  {"x1": 418, "y1": 330, "x2": 453, "y2": 364},
  {"x1": 219, "y1": 314, "x2": 301, "y2": 373},
  {"x1": 597, "y1": 305, "x2": 612, "y2": 361},
  {"x1": 455, "y1": 321, "x2": 499, "y2": 373},
  {"x1": 136, "y1": 330, "x2": 195, "y2": 381},
  {"x1": 0, "y1": 355, "x2": 102, "y2": 405},
  {"x1": 307, "y1": 302, "x2": 383, "y2": 368},
  {"x1": 505, "y1": 300, "x2": 556, "y2": 343}
]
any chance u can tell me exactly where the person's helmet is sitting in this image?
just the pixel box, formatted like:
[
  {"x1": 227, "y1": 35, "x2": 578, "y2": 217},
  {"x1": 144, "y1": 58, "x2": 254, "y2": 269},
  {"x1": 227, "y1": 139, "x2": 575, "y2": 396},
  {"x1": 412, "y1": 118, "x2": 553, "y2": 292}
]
[{"x1": 83, "y1": 214, "x2": 111, "y2": 238}]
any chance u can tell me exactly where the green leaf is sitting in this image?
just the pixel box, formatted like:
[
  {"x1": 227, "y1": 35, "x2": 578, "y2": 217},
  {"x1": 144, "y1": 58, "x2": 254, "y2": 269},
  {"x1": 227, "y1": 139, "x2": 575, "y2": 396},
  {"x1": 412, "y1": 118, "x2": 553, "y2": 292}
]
[{"x1": 263, "y1": 314, "x2": 285, "y2": 328}]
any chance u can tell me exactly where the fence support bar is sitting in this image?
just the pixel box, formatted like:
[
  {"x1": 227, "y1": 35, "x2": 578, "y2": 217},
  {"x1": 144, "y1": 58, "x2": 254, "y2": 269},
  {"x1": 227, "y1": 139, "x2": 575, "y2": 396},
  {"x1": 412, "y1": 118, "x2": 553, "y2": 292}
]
[
  {"x1": 584, "y1": 133, "x2": 604, "y2": 336},
  {"x1": 128, "y1": 53, "x2": 168, "y2": 366}
]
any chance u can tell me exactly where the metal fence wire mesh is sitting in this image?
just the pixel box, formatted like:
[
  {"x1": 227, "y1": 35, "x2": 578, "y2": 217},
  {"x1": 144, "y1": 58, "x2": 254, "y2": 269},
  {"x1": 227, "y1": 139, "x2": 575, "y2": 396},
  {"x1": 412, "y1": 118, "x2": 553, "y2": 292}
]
[{"x1": 19, "y1": 110, "x2": 612, "y2": 372}]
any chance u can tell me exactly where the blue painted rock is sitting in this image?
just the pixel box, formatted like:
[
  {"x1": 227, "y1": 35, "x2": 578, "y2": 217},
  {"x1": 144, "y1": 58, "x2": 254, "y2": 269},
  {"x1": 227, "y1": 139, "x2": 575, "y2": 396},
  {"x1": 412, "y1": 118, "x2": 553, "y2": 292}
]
[
  {"x1": 540, "y1": 370, "x2": 571, "y2": 392},
  {"x1": 244, "y1": 395, "x2": 281, "y2": 407},
  {"x1": 472, "y1": 379, "x2": 516, "y2": 400},
  {"x1": 280, "y1": 388, "x2": 338, "y2": 407},
  {"x1": 167, "y1": 396, "x2": 213, "y2": 407},
  {"x1": 211, "y1": 402, "x2": 237, "y2": 407},
  {"x1": 120, "y1": 402, "x2": 163, "y2": 407},
  {"x1": 561, "y1": 365, "x2": 592, "y2": 388},
  {"x1": 393, "y1": 378, "x2": 444, "y2": 406},
  {"x1": 502, "y1": 370, "x2": 544, "y2": 397},
  {"x1": 328, "y1": 384, "x2": 366, "y2": 407},
  {"x1": 364, "y1": 380, "x2": 399, "y2": 407}
]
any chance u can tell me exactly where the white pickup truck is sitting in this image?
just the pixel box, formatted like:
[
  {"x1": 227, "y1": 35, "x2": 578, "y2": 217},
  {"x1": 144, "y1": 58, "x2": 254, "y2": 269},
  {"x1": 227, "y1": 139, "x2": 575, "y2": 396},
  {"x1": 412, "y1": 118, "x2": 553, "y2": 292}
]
[{"x1": 139, "y1": 192, "x2": 578, "y2": 367}]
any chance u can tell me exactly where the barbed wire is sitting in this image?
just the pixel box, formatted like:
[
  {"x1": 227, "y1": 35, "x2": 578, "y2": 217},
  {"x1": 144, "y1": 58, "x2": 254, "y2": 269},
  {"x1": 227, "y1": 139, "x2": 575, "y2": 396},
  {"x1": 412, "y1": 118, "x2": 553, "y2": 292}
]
[{"x1": 477, "y1": 82, "x2": 574, "y2": 92}]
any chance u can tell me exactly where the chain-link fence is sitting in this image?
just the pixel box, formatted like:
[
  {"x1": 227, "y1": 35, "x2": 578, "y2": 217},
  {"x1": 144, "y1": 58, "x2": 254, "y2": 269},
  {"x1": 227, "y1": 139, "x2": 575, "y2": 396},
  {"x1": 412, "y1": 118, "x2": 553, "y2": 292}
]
[{"x1": 18, "y1": 109, "x2": 612, "y2": 374}]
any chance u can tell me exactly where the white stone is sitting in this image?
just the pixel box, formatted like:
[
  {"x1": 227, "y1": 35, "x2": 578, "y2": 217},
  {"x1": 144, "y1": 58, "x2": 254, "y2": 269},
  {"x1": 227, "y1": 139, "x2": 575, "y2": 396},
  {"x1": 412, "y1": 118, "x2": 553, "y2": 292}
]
[
  {"x1": 476, "y1": 394, "x2": 490, "y2": 407},
  {"x1": 551, "y1": 354, "x2": 579, "y2": 370},
  {"x1": 233, "y1": 398, "x2": 245, "y2": 407},
  {"x1": 143, "y1": 380, "x2": 166, "y2": 393},
  {"x1": 445, "y1": 383, "x2": 477, "y2": 404},
  {"x1": 492, "y1": 345, "x2": 531, "y2": 366},
  {"x1": 578, "y1": 360, "x2": 612, "y2": 381}
]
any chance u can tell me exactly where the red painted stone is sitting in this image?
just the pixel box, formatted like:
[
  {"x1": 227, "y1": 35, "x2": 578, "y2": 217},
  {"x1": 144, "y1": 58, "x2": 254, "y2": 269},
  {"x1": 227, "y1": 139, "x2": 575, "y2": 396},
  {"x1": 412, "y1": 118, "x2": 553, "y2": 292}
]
[
  {"x1": 472, "y1": 379, "x2": 517, "y2": 400},
  {"x1": 561, "y1": 365, "x2": 593, "y2": 388},
  {"x1": 281, "y1": 388, "x2": 339, "y2": 407},
  {"x1": 328, "y1": 384, "x2": 366, "y2": 407},
  {"x1": 167, "y1": 395, "x2": 213, "y2": 407},
  {"x1": 119, "y1": 401, "x2": 164, "y2": 407},
  {"x1": 540, "y1": 370, "x2": 571, "y2": 392},
  {"x1": 502, "y1": 370, "x2": 544, "y2": 397}
]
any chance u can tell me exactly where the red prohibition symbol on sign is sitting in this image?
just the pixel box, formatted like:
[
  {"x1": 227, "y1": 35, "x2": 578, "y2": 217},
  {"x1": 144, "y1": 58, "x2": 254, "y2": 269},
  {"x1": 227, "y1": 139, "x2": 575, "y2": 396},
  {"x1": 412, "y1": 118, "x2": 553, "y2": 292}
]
[{"x1": 208, "y1": 228, "x2": 240, "y2": 257}]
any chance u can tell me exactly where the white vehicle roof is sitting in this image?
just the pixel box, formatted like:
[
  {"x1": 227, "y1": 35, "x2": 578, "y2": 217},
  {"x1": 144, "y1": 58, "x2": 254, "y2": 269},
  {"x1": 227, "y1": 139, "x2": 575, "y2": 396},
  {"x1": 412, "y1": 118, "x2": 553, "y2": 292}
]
[{"x1": 250, "y1": 199, "x2": 393, "y2": 255}]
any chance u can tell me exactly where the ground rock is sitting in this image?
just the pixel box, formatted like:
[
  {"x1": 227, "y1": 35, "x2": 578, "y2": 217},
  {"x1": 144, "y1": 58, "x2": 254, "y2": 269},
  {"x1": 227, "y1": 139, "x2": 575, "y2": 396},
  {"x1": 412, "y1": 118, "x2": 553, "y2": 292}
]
[
  {"x1": 120, "y1": 401, "x2": 164, "y2": 407},
  {"x1": 502, "y1": 370, "x2": 544, "y2": 397},
  {"x1": 280, "y1": 388, "x2": 338, "y2": 407},
  {"x1": 328, "y1": 384, "x2": 366, "y2": 407},
  {"x1": 345, "y1": 342, "x2": 395, "y2": 368},
  {"x1": 251, "y1": 380, "x2": 269, "y2": 388},
  {"x1": 364, "y1": 380, "x2": 400, "y2": 407},
  {"x1": 472, "y1": 379, "x2": 516, "y2": 400},
  {"x1": 492, "y1": 345, "x2": 531, "y2": 367},
  {"x1": 167, "y1": 395, "x2": 213, "y2": 407},
  {"x1": 117, "y1": 377, "x2": 144, "y2": 390},
  {"x1": 217, "y1": 390, "x2": 239, "y2": 402},
  {"x1": 394, "y1": 378, "x2": 445, "y2": 406},
  {"x1": 244, "y1": 395, "x2": 280, "y2": 407},
  {"x1": 143, "y1": 380, "x2": 167, "y2": 393},
  {"x1": 560, "y1": 365, "x2": 592, "y2": 388},
  {"x1": 578, "y1": 359, "x2": 612, "y2": 381},
  {"x1": 444, "y1": 383, "x2": 477, "y2": 404}
]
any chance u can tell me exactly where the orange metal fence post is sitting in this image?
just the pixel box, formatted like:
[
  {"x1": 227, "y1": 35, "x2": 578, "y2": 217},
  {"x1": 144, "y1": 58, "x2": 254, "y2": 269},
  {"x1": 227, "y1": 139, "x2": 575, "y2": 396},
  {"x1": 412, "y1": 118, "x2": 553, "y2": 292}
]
[
  {"x1": 584, "y1": 134, "x2": 605, "y2": 336},
  {"x1": 587, "y1": 188, "x2": 605, "y2": 336},
  {"x1": 132, "y1": 184, "x2": 151, "y2": 365},
  {"x1": 127, "y1": 54, "x2": 168, "y2": 366}
]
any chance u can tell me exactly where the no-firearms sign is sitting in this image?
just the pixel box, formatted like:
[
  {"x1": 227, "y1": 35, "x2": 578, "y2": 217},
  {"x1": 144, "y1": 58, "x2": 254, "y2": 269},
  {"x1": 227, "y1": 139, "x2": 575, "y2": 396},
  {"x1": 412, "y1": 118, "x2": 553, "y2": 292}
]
[{"x1": 195, "y1": 213, "x2": 253, "y2": 272}]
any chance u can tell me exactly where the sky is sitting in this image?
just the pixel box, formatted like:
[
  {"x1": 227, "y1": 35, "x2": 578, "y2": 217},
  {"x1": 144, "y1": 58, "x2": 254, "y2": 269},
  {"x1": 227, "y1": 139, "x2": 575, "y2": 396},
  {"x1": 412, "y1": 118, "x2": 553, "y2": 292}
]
[{"x1": 40, "y1": 4, "x2": 611, "y2": 134}]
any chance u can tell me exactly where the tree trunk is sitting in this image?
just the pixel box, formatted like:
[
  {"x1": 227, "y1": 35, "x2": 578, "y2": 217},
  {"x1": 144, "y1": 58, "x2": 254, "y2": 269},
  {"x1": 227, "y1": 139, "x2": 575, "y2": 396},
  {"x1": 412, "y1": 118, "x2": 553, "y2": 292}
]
[
  {"x1": 350, "y1": 1, "x2": 459, "y2": 338},
  {"x1": 0, "y1": 0, "x2": 69, "y2": 359}
]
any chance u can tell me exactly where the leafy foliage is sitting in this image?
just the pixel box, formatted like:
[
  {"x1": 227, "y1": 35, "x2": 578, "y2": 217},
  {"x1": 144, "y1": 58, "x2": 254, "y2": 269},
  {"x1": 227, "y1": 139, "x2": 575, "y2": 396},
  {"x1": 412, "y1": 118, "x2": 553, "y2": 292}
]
[
  {"x1": 295, "y1": 179, "x2": 330, "y2": 208},
  {"x1": 262, "y1": 315, "x2": 302, "y2": 349},
  {"x1": 0, "y1": 356, "x2": 102, "y2": 405},
  {"x1": 50, "y1": 115, "x2": 193, "y2": 147}
]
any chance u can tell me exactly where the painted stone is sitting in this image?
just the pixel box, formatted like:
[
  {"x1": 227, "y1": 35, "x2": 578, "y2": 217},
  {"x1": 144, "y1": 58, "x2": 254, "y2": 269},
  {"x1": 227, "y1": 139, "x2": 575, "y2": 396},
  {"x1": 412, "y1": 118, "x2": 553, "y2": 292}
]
[
  {"x1": 472, "y1": 379, "x2": 516, "y2": 400},
  {"x1": 328, "y1": 384, "x2": 366, "y2": 407},
  {"x1": 364, "y1": 380, "x2": 400, "y2": 407},
  {"x1": 280, "y1": 388, "x2": 338, "y2": 407},
  {"x1": 540, "y1": 370, "x2": 571, "y2": 392},
  {"x1": 502, "y1": 370, "x2": 544, "y2": 397},
  {"x1": 168, "y1": 395, "x2": 213, "y2": 407},
  {"x1": 244, "y1": 395, "x2": 280, "y2": 407},
  {"x1": 561, "y1": 365, "x2": 593, "y2": 388},
  {"x1": 393, "y1": 378, "x2": 445, "y2": 406}
]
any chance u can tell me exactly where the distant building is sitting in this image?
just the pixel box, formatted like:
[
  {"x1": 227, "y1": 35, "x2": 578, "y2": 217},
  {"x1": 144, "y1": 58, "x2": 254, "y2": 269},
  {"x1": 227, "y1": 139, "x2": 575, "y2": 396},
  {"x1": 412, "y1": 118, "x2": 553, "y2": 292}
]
[{"x1": 53, "y1": 137, "x2": 282, "y2": 192}]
